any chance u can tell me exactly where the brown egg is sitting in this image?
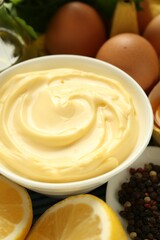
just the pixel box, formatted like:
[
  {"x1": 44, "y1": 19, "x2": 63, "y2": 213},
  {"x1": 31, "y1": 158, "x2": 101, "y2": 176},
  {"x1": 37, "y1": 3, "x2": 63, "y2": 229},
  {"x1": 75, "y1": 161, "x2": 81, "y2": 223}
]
[
  {"x1": 148, "y1": 81, "x2": 160, "y2": 145},
  {"x1": 143, "y1": 14, "x2": 160, "y2": 56},
  {"x1": 96, "y1": 33, "x2": 159, "y2": 92},
  {"x1": 45, "y1": 1, "x2": 107, "y2": 57}
]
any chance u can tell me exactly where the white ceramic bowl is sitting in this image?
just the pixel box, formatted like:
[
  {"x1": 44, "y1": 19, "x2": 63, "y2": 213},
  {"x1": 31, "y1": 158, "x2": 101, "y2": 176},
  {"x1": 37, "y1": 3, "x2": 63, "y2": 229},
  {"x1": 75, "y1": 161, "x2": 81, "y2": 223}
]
[
  {"x1": 0, "y1": 55, "x2": 153, "y2": 197},
  {"x1": 106, "y1": 146, "x2": 160, "y2": 240}
]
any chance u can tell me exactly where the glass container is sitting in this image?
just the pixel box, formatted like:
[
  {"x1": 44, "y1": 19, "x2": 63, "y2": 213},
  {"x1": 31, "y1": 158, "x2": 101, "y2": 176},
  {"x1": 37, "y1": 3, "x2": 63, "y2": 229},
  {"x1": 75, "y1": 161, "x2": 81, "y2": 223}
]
[{"x1": 0, "y1": 0, "x2": 33, "y2": 72}]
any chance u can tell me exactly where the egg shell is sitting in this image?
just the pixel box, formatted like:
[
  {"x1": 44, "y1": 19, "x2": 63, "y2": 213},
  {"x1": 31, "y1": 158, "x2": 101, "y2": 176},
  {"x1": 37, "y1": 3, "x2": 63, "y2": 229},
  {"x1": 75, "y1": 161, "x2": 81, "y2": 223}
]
[
  {"x1": 148, "y1": 81, "x2": 160, "y2": 145},
  {"x1": 45, "y1": 1, "x2": 107, "y2": 57},
  {"x1": 96, "y1": 33, "x2": 159, "y2": 92},
  {"x1": 143, "y1": 14, "x2": 160, "y2": 56}
]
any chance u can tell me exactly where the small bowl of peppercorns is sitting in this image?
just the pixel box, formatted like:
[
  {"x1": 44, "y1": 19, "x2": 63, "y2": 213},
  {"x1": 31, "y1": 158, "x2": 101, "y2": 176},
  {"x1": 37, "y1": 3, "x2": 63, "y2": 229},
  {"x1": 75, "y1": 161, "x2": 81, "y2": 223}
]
[{"x1": 106, "y1": 146, "x2": 160, "y2": 240}]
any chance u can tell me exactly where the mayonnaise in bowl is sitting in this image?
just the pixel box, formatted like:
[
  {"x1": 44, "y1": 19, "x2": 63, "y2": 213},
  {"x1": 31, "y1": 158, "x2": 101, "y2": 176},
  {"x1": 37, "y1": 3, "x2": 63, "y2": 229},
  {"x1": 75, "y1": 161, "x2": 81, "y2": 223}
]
[{"x1": 0, "y1": 67, "x2": 138, "y2": 183}]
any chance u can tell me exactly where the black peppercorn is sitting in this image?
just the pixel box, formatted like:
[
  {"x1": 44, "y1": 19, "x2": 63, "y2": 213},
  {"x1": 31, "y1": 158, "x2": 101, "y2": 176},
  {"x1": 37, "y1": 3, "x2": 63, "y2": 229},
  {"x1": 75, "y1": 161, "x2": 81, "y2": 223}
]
[
  {"x1": 118, "y1": 163, "x2": 160, "y2": 240},
  {"x1": 150, "y1": 191, "x2": 157, "y2": 200}
]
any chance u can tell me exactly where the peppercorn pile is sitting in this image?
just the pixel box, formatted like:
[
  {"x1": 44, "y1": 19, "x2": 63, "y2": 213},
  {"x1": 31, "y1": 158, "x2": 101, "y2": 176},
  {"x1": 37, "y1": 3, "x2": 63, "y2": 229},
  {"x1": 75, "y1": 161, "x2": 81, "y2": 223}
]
[{"x1": 118, "y1": 163, "x2": 160, "y2": 240}]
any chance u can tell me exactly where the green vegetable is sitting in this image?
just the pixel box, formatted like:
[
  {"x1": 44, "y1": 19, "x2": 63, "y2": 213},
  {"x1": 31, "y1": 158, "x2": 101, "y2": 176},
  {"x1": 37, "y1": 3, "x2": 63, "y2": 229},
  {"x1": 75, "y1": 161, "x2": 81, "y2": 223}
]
[
  {"x1": 4, "y1": 0, "x2": 144, "y2": 37},
  {"x1": 4, "y1": 0, "x2": 96, "y2": 34},
  {"x1": 4, "y1": 1, "x2": 38, "y2": 38},
  {"x1": 10, "y1": 0, "x2": 70, "y2": 33}
]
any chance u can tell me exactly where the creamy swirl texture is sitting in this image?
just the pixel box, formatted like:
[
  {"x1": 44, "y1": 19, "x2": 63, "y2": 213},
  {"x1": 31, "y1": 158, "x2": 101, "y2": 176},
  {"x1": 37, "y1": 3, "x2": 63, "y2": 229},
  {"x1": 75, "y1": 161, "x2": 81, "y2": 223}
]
[{"x1": 0, "y1": 68, "x2": 138, "y2": 182}]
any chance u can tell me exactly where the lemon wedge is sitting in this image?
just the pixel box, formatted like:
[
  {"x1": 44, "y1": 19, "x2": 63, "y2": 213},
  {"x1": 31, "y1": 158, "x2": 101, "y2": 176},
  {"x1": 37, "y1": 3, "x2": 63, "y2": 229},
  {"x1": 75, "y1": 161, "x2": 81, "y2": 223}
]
[
  {"x1": 0, "y1": 175, "x2": 33, "y2": 240},
  {"x1": 26, "y1": 194, "x2": 127, "y2": 240}
]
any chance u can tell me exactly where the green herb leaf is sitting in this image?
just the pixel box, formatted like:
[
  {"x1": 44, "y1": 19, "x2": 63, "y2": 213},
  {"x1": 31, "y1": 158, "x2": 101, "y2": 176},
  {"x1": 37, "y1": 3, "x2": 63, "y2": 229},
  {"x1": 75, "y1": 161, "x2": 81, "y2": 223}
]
[
  {"x1": 9, "y1": 0, "x2": 24, "y2": 5},
  {"x1": 15, "y1": 16, "x2": 38, "y2": 39}
]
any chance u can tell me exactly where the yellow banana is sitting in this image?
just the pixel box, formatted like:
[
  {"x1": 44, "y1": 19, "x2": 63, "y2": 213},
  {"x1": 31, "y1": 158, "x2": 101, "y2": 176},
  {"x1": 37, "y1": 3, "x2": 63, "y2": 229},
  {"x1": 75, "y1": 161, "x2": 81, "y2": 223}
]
[
  {"x1": 25, "y1": 34, "x2": 47, "y2": 59},
  {"x1": 110, "y1": 0, "x2": 139, "y2": 37}
]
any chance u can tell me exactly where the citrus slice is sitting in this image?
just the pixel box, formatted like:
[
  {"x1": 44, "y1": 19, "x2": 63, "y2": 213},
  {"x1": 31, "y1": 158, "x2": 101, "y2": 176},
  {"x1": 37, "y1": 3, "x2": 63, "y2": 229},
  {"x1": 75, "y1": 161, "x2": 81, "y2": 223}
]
[
  {"x1": 26, "y1": 194, "x2": 127, "y2": 240},
  {"x1": 0, "y1": 175, "x2": 33, "y2": 240}
]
